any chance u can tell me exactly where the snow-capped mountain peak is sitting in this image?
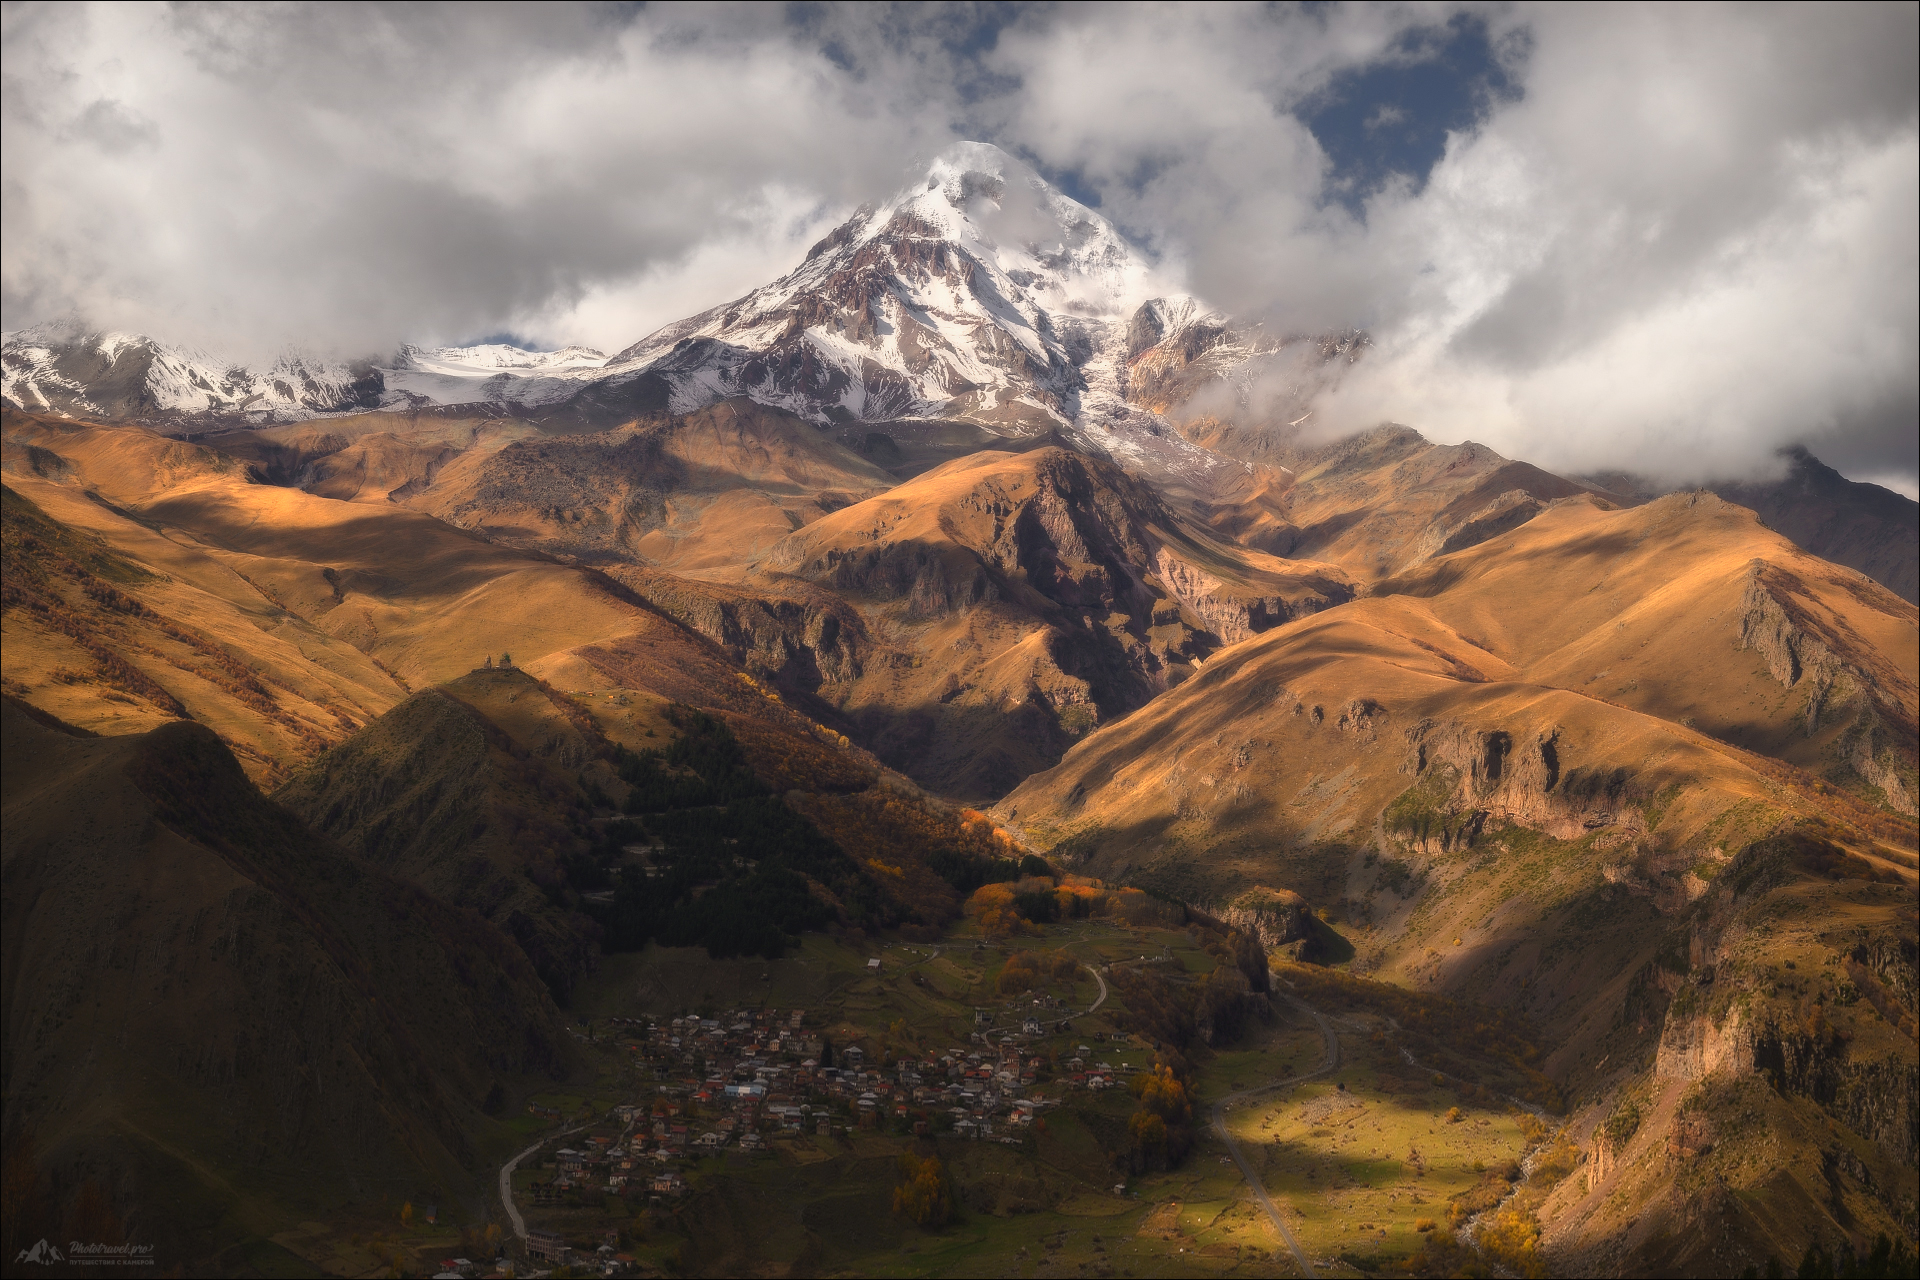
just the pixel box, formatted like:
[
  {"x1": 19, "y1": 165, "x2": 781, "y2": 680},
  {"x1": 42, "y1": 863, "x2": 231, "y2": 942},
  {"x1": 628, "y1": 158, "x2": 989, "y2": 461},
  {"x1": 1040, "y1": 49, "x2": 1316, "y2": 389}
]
[
  {"x1": 3, "y1": 142, "x2": 1259, "y2": 487},
  {"x1": 375, "y1": 343, "x2": 610, "y2": 413},
  {"x1": 604, "y1": 141, "x2": 1211, "y2": 436}
]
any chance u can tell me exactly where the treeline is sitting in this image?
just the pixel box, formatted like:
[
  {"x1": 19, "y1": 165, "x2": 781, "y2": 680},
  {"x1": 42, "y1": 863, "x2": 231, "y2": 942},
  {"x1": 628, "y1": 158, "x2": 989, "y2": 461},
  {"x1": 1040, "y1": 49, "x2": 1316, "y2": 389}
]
[
  {"x1": 1125, "y1": 1064, "x2": 1194, "y2": 1173},
  {"x1": 927, "y1": 848, "x2": 1032, "y2": 894},
  {"x1": 1110, "y1": 958, "x2": 1266, "y2": 1055},
  {"x1": 964, "y1": 878, "x2": 1188, "y2": 936},
  {"x1": 613, "y1": 706, "x2": 766, "y2": 811},
  {"x1": 587, "y1": 711, "x2": 887, "y2": 959},
  {"x1": 727, "y1": 714, "x2": 877, "y2": 795},
  {"x1": 995, "y1": 948, "x2": 1084, "y2": 995},
  {"x1": 788, "y1": 791, "x2": 1037, "y2": 932},
  {"x1": 592, "y1": 707, "x2": 1083, "y2": 956},
  {"x1": 1110, "y1": 918, "x2": 1272, "y2": 1054}
]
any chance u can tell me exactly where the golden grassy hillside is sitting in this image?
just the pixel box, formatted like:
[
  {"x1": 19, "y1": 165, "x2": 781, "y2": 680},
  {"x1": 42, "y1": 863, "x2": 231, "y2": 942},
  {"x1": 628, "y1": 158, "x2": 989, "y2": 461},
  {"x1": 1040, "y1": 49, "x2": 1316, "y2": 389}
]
[
  {"x1": 412, "y1": 396, "x2": 893, "y2": 576},
  {"x1": 752, "y1": 445, "x2": 1353, "y2": 799},
  {"x1": 992, "y1": 484, "x2": 1918, "y2": 1274},
  {"x1": 1374, "y1": 491, "x2": 1918, "y2": 811},
  {"x1": 998, "y1": 488, "x2": 1916, "y2": 1070},
  {"x1": 3, "y1": 409, "x2": 663, "y2": 695},
  {"x1": 0, "y1": 475, "x2": 404, "y2": 787}
]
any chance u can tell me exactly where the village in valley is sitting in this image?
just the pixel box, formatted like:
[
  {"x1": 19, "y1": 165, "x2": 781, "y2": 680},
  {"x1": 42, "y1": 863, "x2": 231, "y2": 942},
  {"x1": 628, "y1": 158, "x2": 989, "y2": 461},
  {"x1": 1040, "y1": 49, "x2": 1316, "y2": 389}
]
[
  {"x1": 417, "y1": 904, "x2": 1572, "y2": 1280},
  {"x1": 500, "y1": 941, "x2": 1144, "y2": 1277}
]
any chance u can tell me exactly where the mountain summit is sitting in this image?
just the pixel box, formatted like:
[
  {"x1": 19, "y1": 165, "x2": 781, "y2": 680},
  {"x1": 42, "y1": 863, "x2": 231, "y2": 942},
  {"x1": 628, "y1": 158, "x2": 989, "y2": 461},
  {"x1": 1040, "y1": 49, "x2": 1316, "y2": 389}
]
[{"x1": 605, "y1": 142, "x2": 1182, "y2": 432}]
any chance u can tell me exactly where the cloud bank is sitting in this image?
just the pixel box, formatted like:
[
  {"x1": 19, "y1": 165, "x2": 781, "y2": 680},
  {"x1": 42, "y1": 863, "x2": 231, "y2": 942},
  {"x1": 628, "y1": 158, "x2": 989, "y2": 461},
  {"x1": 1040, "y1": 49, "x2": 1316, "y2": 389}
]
[{"x1": 2, "y1": 2, "x2": 1914, "y2": 491}]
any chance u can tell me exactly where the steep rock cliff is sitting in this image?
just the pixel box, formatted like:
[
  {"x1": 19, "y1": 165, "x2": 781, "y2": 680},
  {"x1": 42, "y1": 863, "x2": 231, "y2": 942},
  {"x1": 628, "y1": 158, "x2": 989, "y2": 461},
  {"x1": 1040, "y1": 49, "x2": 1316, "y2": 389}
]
[{"x1": 1738, "y1": 560, "x2": 1918, "y2": 813}]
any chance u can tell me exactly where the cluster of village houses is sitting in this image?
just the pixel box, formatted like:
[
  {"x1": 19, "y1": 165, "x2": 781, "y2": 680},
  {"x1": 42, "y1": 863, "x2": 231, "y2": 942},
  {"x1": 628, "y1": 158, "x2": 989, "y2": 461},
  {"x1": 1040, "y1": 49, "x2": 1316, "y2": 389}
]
[{"x1": 524, "y1": 1000, "x2": 1135, "y2": 1222}]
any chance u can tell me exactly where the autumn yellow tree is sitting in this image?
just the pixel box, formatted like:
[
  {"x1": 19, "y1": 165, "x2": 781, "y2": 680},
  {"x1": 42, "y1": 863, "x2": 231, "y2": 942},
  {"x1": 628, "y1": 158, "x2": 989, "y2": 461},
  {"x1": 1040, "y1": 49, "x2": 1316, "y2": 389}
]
[
  {"x1": 1130, "y1": 1064, "x2": 1191, "y2": 1124},
  {"x1": 891, "y1": 1152, "x2": 951, "y2": 1227},
  {"x1": 967, "y1": 883, "x2": 1034, "y2": 937},
  {"x1": 1127, "y1": 1110, "x2": 1167, "y2": 1163},
  {"x1": 1125, "y1": 1063, "x2": 1192, "y2": 1171},
  {"x1": 1477, "y1": 1207, "x2": 1548, "y2": 1278},
  {"x1": 998, "y1": 950, "x2": 1044, "y2": 993}
]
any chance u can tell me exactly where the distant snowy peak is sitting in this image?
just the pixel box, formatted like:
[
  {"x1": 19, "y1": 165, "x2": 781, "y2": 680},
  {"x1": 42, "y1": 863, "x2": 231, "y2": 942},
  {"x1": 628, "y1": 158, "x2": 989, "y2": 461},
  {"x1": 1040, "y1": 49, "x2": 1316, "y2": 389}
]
[
  {"x1": 391, "y1": 343, "x2": 607, "y2": 374},
  {"x1": 604, "y1": 141, "x2": 1217, "y2": 434},
  {"x1": 2, "y1": 322, "x2": 382, "y2": 424},
  {"x1": 0, "y1": 328, "x2": 616, "y2": 426},
  {"x1": 378, "y1": 343, "x2": 609, "y2": 414}
]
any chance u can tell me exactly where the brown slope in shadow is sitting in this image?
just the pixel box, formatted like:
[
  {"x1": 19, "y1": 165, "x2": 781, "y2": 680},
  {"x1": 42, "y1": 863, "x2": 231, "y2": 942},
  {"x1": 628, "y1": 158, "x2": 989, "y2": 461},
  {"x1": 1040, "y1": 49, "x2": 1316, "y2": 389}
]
[
  {"x1": 202, "y1": 410, "x2": 542, "y2": 505},
  {"x1": 409, "y1": 396, "x2": 894, "y2": 577},
  {"x1": 1709, "y1": 445, "x2": 1919, "y2": 605},
  {"x1": 1, "y1": 696, "x2": 576, "y2": 1270},
  {"x1": 524, "y1": 623, "x2": 1034, "y2": 933},
  {"x1": 1259, "y1": 427, "x2": 1601, "y2": 580},
  {"x1": 274, "y1": 666, "x2": 626, "y2": 1003}
]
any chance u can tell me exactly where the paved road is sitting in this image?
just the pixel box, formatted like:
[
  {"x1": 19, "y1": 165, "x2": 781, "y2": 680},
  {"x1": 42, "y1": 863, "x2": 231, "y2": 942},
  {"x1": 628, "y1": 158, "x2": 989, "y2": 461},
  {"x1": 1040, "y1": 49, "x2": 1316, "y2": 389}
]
[
  {"x1": 1209, "y1": 995, "x2": 1341, "y2": 1279},
  {"x1": 499, "y1": 1123, "x2": 587, "y2": 1242},
  {"x1": 1085, "y1": 964, "x2": 1109, "y2": 1014}
]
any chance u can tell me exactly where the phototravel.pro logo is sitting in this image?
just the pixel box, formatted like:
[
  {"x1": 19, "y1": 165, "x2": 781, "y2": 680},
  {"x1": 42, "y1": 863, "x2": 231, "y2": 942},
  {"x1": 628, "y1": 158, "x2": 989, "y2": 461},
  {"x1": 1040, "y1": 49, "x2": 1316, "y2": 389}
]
[
  {"x1": 14, "y1": 1239, "x2": 156, "y2": 1267},
  {"x1": 14, "y1": 1240, "x2": 62, "y2": 1265}
]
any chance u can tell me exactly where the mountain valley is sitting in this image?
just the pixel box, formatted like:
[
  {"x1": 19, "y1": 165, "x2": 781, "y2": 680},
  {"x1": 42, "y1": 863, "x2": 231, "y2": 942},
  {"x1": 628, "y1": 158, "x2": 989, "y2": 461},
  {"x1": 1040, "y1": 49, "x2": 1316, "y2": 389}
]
[{"x1": 3, "y1": 142, "x2": 1915, "y2": 1279}]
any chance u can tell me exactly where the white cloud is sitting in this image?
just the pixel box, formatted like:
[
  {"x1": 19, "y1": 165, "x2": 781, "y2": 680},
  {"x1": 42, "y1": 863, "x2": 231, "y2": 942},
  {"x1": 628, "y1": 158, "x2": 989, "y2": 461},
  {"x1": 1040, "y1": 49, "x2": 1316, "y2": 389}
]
[
  {"x1": 2, "y1": 1, "x2": 1913, "y2": 488},
  {"x1": 0, "y1": 3, "x2": 940, "y2": 359},
  {"x1": 1308, "y1": 5, "x2": 1920, "y2": 486},
  {"x1": 987, "y1": 2, "x2": 1917, "y2": 489}
]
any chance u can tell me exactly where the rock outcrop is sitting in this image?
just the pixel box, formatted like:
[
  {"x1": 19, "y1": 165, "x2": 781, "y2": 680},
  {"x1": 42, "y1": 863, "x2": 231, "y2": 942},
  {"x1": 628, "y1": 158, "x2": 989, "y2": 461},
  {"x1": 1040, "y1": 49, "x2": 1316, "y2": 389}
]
[
  {"x1": 1392, "y1": 718, "x2": 1640, "y2": 849},
  {"x1": 610, "y1": 567, "x2": 868, "y2": 691},
  {"x1": 1738, "y1": 559, "x2": 1919, "y2": 813},
  {"x1": 1640, "y1": 835, "x2": 1920, "y2": 1169},
  {"x1": 1216, "y1": 885, "x2": 1309, "y2": 948}
]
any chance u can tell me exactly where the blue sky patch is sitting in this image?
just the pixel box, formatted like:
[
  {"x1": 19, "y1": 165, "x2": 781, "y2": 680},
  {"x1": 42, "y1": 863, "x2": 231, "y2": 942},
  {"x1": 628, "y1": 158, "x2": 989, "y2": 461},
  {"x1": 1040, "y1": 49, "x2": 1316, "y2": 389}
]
[{"x1": 1300, "y1": 14, "x2": 1526, "y2": 218}]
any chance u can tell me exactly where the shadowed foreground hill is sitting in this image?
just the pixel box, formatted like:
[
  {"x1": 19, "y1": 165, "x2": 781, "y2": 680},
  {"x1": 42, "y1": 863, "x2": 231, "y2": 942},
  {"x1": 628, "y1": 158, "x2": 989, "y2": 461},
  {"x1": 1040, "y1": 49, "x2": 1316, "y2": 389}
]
[
  {"x1": 274, "y1": 667, "x2": 625, "y2": 1003},
  {"x1": 0, "y1": 697, "x2": 577, "y2": 1272},
  {"x1": 280, "y1": 649, "x2": 1040, "y2": 976}
]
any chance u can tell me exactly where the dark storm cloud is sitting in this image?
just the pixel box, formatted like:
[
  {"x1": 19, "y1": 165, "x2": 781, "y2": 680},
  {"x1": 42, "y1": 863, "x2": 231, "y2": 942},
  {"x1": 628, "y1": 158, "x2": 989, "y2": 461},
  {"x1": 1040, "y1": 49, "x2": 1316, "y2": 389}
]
[{"x1": 2, "y1": 2, "x2": 1914, "y2": 492}]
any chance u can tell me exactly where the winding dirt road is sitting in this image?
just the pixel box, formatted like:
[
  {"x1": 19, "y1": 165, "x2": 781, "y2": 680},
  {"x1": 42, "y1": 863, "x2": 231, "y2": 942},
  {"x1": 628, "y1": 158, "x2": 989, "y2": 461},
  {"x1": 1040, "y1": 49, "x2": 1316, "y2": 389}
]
[
  {"x1": 499, "y1": 1122, "x2": 586, "y2": 1243},
  {"x1": 1209, "y1": 995, "x2": 1341, "y2": 1278}
]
